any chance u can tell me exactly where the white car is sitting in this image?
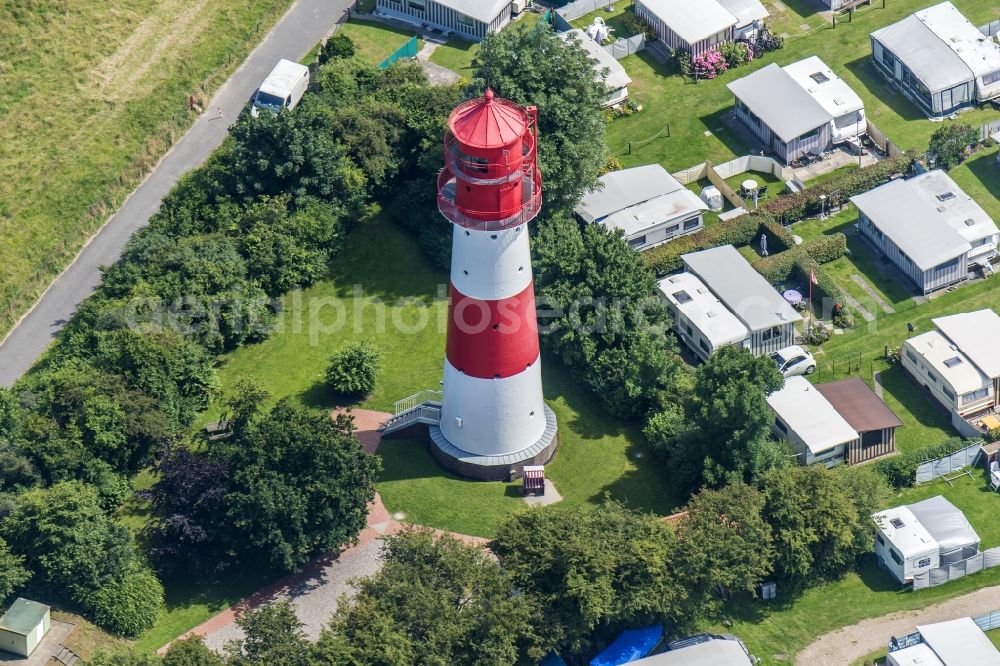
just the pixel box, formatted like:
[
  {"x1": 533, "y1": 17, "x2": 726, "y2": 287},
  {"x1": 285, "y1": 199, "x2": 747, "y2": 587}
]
[{"x1": 771, "y1": 345, "x2": 816, "y2": 377}]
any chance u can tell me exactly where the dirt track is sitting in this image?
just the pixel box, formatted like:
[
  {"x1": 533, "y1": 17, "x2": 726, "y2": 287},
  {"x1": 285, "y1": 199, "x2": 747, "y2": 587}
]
[{"x1": 795, "y1": 583, "x2": 1000, "y2": 664}]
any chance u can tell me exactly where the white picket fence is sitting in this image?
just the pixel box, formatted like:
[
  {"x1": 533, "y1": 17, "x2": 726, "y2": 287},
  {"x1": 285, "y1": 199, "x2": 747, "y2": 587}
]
[{"x1": 912, "y1": 547, "x2": 1000, "y2": 590}]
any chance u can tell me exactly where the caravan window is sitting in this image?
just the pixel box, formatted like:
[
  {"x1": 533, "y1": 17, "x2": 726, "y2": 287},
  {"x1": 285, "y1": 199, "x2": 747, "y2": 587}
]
[
  {"x1": 963, "y1": 388, "x2": 990, "y2": 404},
  {"x1": 834, "y1": 111, "x2": 862, "y2": 129},
  {"x1": 890, "y1": 549, "x2": 903, "y2": 566},
  {"x1": 917, "y1": 557, "x2": 931, "y2": 568},
  {"x1": 876, "y1": 533, "x2": 885, "y2": 546}
]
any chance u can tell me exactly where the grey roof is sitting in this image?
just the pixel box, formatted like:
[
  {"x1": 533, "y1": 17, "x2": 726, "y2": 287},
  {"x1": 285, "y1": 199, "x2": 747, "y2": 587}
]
[
  {"x1": 918, "y1": 617, "x2": 1000, "y2": 665},
  {"x1": 0, "y1": 598, "x2": 49, "y2": 636},
  {"x1": 436, "y1": 0, "x2": 511, "y2": 23},
  {"x1": 871, "y1": 13, "x2": 972, "y2": 93},
  {"x1": 727, "y1": 64, "x2": 832, "y2": 143},
  {"x1": 933, "y1": 309, "x2": 1000, "y2": 378},
  {"x1": 717, "y1": 0, "x2": 769, "y2": 27},
  {"x1": 631, "y1": 640, "x2": 754, "y2": 665},
  {"x1": 559, "y1": 30, "x2": 632, "y2": 91},
  {"x1": 850, "y1": 177, "x2": 971, "y2": 271},
  {"x1": 575, "y1": 164, "x2": 685, "y2": 223},
  {"x1": 681, "y1": 245, "x2": 802, "y2": 330},
  {"x1": 907, "y1": 495, "x2": 980, "y2": 555},
  {"x1": 637, "y1": 0, "x2": 738, "y2": 44}
]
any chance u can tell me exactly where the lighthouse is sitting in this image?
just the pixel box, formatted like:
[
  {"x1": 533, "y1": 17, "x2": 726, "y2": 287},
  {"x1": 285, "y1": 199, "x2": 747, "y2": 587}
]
[{"x1": 429, "y1": 89, "x2": 558, "y2": 480}]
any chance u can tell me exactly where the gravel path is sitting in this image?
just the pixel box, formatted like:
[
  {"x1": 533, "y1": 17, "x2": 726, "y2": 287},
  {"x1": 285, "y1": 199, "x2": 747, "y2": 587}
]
[
  {"x1": 203, "y1": 538, "x2": 385, "y2": 651},
  {"x1": 795, "y1": 584, "x2": 1000, "y2": 665}
]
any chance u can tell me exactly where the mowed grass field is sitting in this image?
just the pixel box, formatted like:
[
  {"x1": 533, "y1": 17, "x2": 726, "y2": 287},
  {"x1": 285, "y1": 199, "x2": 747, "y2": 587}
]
[{"x1": 0, "y1": 0, "x2": 294, "y2": 337}]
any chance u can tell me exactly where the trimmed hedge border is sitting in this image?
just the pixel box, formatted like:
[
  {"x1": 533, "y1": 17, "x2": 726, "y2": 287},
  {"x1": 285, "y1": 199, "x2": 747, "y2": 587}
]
[{"x1": 762, "y1": 153, "x2": 915, "y2": 224}]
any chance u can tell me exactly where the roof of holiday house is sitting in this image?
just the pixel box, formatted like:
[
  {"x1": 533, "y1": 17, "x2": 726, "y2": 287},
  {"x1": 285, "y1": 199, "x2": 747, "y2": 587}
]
[
  {"x1": 436, "y1": 0, "x2": 512, "y2": 23},
  {"x1": 575, "y1": 165, "x2": 708, "y2": 236},
  {"x1": 657, "y1": 273, "x2": 750, "y2": 349},
  {"x1": 815, "y1": 378, "x2": 904, "y2": 433},
  {"x1": 933, "y1": 309, "x2": 1000, "y2": 379},
  {"x1": 908, "y1": 495, "x2": 980, "y2": 554},
  {"x1": 870, "y1": 2, "x2": 997, "y2": 93},
  {"x1": 767, "y1": 376, "x2": 860, "y2": 454},
  {"x1": 638, "y1": 0, "x2": 739, "y2": 44},
  {"x1": 916, "y1": 617, "x2": 1000, "y2": 665},
  {"x1": 559, "y1": 30, "x2": 633, "y2": 91},
  {"x1": 783, "y1": 56, "x2": 865, "y2": 119},
  {"x1": 681, "y1": 244, "x2": 802, "y2": 330},
  {"x1": 726, "y1": 63, "x2": 834, "y2": 143},
  {"x1": 905, "y1": 330, "x2": 991, "y2": 395},
  {"x1": 849, "y1": 173, "x2": 979, "y2": 271},
  {"x1": 717, "y1": 0, "x2": 769, "y2": 27},
  {"x1": 448, "y1": 89, "x2": 528, "y2": 149}
]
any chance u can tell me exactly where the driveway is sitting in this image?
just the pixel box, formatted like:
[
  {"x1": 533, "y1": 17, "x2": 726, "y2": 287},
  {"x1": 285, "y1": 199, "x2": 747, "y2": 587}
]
[
  {"x1": 795, "y1": 584, "x2": 1000, "y2": 664},
  {"x1": 0, "y1": 0, "x2": 353, "y2": 387}
]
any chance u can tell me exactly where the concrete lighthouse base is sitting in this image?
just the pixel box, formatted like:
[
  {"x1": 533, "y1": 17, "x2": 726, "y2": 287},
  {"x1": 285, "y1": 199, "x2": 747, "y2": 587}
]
[{"x1": 428, "y1": 405, "x2": 558, "y2": 481}]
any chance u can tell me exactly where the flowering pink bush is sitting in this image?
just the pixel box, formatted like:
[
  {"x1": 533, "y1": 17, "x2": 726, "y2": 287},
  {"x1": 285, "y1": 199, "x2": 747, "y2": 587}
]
[{"x1": 692, "y1": 50, "x2": 728, "y2": 79}]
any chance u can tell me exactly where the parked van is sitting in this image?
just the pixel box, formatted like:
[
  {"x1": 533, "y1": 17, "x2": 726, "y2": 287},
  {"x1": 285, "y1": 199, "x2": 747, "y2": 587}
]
[{"x1": 251, "y1": 59, "x2": 309, "y2": 116}]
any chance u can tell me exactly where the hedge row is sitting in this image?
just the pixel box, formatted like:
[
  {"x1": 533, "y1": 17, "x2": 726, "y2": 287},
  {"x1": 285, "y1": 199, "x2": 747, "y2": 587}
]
[
  {"x1": 762, "y1": 153, "x2": 915, "y2": 223},
  {"x1": 873, "y1": 436, "x2": 981, "y2": 489},
  {"x1": 753, "y1": 234, "x2": 848, "y2": 305},
  {"x1": 643, "y1": 211, "x2": 778, "y2": 274}
]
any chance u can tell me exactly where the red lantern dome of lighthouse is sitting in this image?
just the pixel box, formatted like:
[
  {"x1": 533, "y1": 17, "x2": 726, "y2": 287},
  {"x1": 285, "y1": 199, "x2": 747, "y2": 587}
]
[{"x1": 448, "y1": 88, "x2": 528, "y2": 149}]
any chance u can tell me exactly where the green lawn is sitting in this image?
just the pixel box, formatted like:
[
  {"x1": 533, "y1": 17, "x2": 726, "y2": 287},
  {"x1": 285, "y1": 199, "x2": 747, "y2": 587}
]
[
  {"x1": 607, "y1": 0, "x2": 1000, "y2": 173},
  {"x1": 722, "y1": 470, "x2": 1000, "y2": 664},
  {"x1": 337, "y1": 19, "x2": 422, "y2": 65},
  {"x1": 0, "y1": 0, "x2": 297, "y2": 339},
  {"x1": 212, "y1": 209, "x2": 680, "y2": 538},
  {"x1": 428, "y1": 12, "x2": 542, "y2": 77},
  {"x1": 569, "y1": 1, "x2": 635, "y2": 37}
]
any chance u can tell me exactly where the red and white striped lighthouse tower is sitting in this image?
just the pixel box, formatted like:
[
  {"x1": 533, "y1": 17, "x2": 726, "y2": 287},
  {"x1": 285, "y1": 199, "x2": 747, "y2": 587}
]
[{"x1": 431, "y1": 89, "x2": 558, "y2": 480}]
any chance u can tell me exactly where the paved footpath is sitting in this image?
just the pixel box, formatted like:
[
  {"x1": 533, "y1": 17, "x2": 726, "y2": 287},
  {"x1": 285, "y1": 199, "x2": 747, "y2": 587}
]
[
  {"x1": 0, "y1": 0, "x2": 352, "y2": 387},
  {"x1": 795, "y1": 583, "x2": 1000, "y2": 664},
  {"x1": 161, "y1": 409, "x2": 489, "y2": 655}
]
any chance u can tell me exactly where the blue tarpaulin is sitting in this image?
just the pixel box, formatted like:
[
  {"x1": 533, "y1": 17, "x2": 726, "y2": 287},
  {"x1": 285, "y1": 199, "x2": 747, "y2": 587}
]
[{"x1": 590, "y1": 626, "x2": 664, "y2": 666}]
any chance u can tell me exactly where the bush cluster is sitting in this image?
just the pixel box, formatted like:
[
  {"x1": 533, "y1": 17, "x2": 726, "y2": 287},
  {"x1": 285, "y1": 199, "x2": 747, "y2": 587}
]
[
  {"x1": 692, "y1": 50, "x2": 728, "y2": 79},
  {"x1": 642, "y1": 211, "x2": 766, "y2": 274},
  {"x1": 719, "y1": 41, "x2": 754, "y2": 68},
  {"x1": 326, "y1": 340, "x2": 382, "y2": 396},
  {"x1": 621, "y1": 12, "x2": 656, "y2": 41}
]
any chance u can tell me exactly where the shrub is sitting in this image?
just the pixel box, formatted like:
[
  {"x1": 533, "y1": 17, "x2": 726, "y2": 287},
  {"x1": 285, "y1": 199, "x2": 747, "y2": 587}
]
[
  {"x1": 326, "y1": 340, "x2": 382, "y2": 396},
  {"x1": 642, "y1": 212, "x2": 764, "y2": 274},
  {"x1": 928, "y1": 123, "x2": 979, "y2": 170},
  {"x1": 85, "y1": 565, "x2": 164, "y2": 637},
  {"x1": 832, "y1": 303, "x2": 855, "y2": 329},
  {"x1": 622, "y1": 12, "x2": 656, "y2": 41},
  {"x1": 986, "y1": 428, "x2": 1000, "y2": 444},
  {"x1": 673, "y1": 50, "x2": 692, "y2": 79},
  {"x1": 719, "y1": 41, "x2": 754, "y2": 68},
  {"x1": 319, "y1": 34, "x2": 356, "y2": 64},
  {"x1": 873, "y1": 437, "x2": 977, "y2": 489},
  {"x1": 804, "y1": 322, "x2": 830, "y2": 346},
  {"x1": 599, "y1": 155, "x2": 623, "y2": 175},
  {"x1": 692, "y1": 50, "x2": 728, "y2": 79}
]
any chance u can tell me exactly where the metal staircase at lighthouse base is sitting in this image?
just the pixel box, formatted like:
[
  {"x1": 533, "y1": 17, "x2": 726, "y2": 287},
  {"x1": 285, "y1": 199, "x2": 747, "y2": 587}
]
[{"x1": 380, "y1": 390, "x2": 442, "y2": 438}]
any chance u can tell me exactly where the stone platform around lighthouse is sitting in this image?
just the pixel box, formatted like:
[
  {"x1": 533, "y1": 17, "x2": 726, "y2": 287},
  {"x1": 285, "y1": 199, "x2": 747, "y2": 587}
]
[{"x1": 428, "y1": 404, "x2": 558, "y2": 481}]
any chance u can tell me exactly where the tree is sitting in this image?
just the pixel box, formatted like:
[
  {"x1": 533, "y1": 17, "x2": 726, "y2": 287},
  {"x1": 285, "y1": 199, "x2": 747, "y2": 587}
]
[
  {"x1": 226, "y1": 601, "x2": 309, "y2": 666},
  {"x1": 491, "y1": 502, "x2": 687, "y2": 655},
  {"x1": 0, "y1": 538, "x2": 30, "y2": 604},
  {"x1": 223, "y1": 402, "x2": 381, "y2": 572},
  {"x1": 313, "y1": 529, "x2": 537, "y2": 666},
  {"x1": 761, "y1": 465, "x2": 883, "y2": 590},
  {"x1": 1, "y1": 481, "x2": 163, "y2": 634},
  {"x1": 318, "y1": 33, "x2": 355, "y2": 64},
  {"x1": 162, "y1": 637, "x2": 226, "y2": 666},
  {"x1": 148, "y1": 446, "x2": 232, "y2": 578},
  {"x1": 928, "y1": 123, "x2": 979, "y2": 169},
  {"x1": 675, "y1": 482, "x2": 774, "y2": 615},
  {"x1": 470, "y1": 24, "x2": 607, "y2": 213},
  {"x1": 533, "y1": 215, "x2": 685, "y2": 418},
  {"x1": 326, "y1": 340, "x2": 382, "y2": 396},
  {"x1": 649, "y1": 346, "x2": 788, "y2": 489}
]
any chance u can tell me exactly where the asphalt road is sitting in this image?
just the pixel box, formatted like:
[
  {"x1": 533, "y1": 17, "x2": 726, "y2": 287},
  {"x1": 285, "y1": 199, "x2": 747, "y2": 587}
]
[{"x1": 0, "y1": 0, "x2": 351, "y2": 387}]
